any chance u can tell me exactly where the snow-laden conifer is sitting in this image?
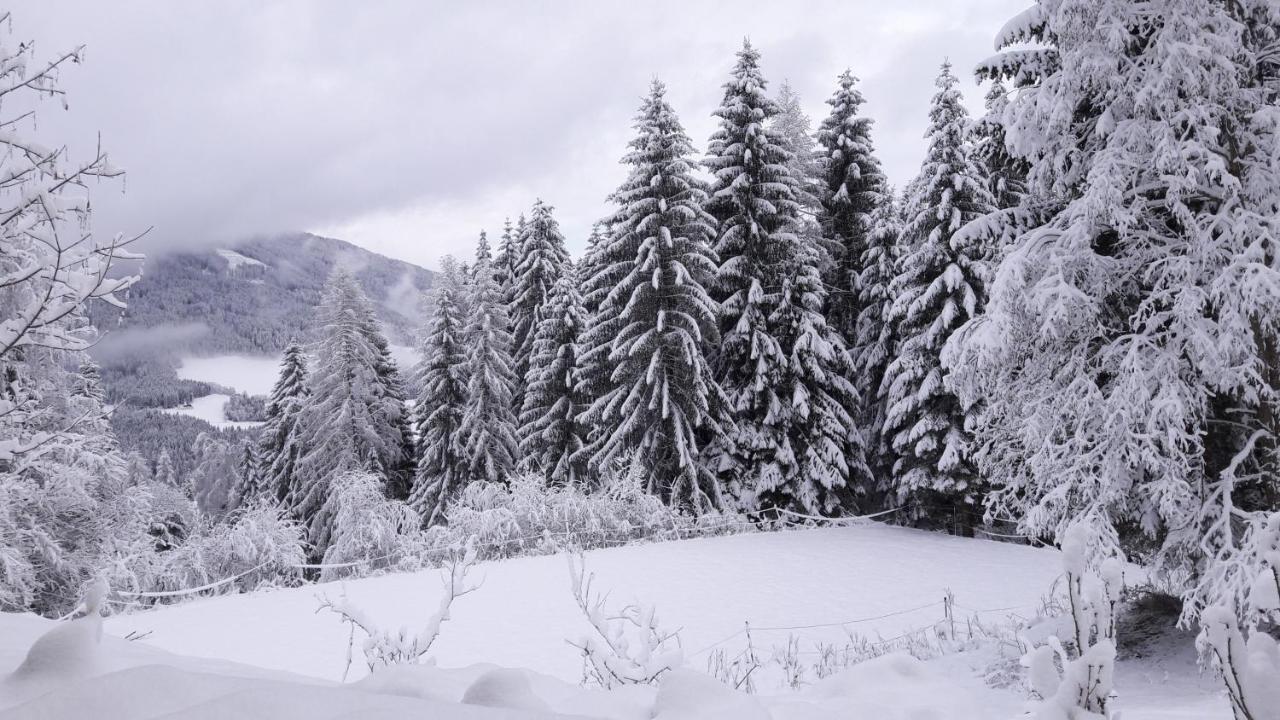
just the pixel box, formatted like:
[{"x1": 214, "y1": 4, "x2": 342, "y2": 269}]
[
  {"x1": 292, "y1": 272, "x2": 414, "y2": 555},
  {"x1": 816, "y1": 70, "x2": 888, "y2": 341},
  {"x1": 460, "y1": 247, "x2": 521, "y2": 484},
  {"x1": 518, "y1": 265, "x2": 588, "y2": 486},
  {"x1": 259, "y1": 342, "x2": 309, "y2": 504},
  {"x1": 577, "y1": 81, "x2": 727, "y2": 508},
  {"x1": 510, "y1": 200, "x2": 571, "y2": 406},
  {"x1": 408, "y1": 259, "x2": 470, "y2": 525},
  {"x1": 880, "y1": 61, "x2": 995, "y2": 516},
  {"x1": 948, "y1": 0, "x2": 1280, "y2": 594}
]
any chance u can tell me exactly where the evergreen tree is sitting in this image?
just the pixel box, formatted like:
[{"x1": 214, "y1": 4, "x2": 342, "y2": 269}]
[
  {"x1": 510, "y1": 200, "x2": 571, "y2": 408},
  {"x1": 494, "y1": 218, "x2": 518, "y2": 295},
  {"x1": 881, "y1": 61, "x2": 995, "y2": 520},
  {"x1": 706, "y1": 41, "x2": 865, "y2": 512},
  {"x1": 292, "y1": 272, "x2": 414, "y2": 554},
  {"x1": 460, "y1": 248, "x2": 521, "y2": 484},
  {"x1": 947, "y1": 0, "x2": 1280, "y2": 603},
  {"x1": 259, "y1": 342, "x2": 309, "y2": 504},
  {"x1": 575, "y1": 221, "x2": 624, "y2": 422},
  {"x1": 770, "y1": 253, "x2": 869, "y2": 514},
  {"x1": 407, "y1": 258, "x2": 470, "y2": 526},
  {"x1": 155, "y1": 448, "x2": 179, "y2": 488},
  {"x1": 816, "y1": 70, "x2": 888, "y2": 341},
  {"x1": 518, "y1": 265, "x2": 588, "y2": 486},
  {"x1": 851, "y1": 191, "x2": 904, "y2": 486},
  {"x1": 230, "y1": 440, "x2": 263, "y2": 509},
  {"x1": 578, "y1": 81, "x2": 728, "y2": 508},
  {"x1": 971, "y1": 80, "x2": 1027, "y2": 212},
  {"x1": 774, "y1": 81, "x2": 835, "y2": 274}
]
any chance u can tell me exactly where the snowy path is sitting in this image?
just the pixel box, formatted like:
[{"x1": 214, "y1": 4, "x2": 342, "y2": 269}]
[{"x1": 106, "y1": 525, "x2": 1061, "y2": 683}]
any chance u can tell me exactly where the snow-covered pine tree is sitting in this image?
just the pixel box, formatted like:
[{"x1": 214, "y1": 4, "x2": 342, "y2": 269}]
[
  {"x1": 769, "y1": 251, "x2": 870, "y2": 514},
  {"x1": 880, "y1": 61, "x2": 995, "y2": 524},
  {"x1": 851, "y1": 191, "x2": 904, "y2": 486},
  {"x1": 230, "y1": 440, "x2": 264, "y2": 509},
  {"x1": 575, "y1": 221, "x2": 625, "y2": 428},
  {"x1": 946, "y1": 0, "x2": 1280, "y2": 593},
  {"x1": 816, "y1": 70, "x2": 889, "y2": 342},
  {"x1": 407, "y1": 258, "x2": 470, "y2": 526},
  {"x1": 460, "y1": 244, "x2": 521, "y2": 485},
  {"x1": 154, "y1": 448, "x2": 179, "y2": 488},
  {"x1": 706, "y1": 41, "x2": 863, "y2": 513},
  {"x1": 494, "y1": 218, "x2": 517, "y2": 296},
  {"x1": 576, "y1": 80, "x2": 728, "y2": 508},
  {"x1": 510, "y1": 200, "x2": 571, "y2": 409},
  {"x1": 518, "y1": 265, "x2": 588, "y2": 486},
  {"x1": 191, "y1": 432, "x2": 238, "y2": 517},
  {"x1": 291, "y1": 272, "x2": 414, "y2": 555},
  {"x1": 773, "y1": 81, "x2": 834, "y2": 274},
  {"x1": 971, "y1": 81, "x2": 1027, "y2": 212},
  {"x1": 704, "y1": 41, "x2": 794, "y2": 508},
  {"x1": 259, "y1": 342, "x2": 309, "y2": 504}
]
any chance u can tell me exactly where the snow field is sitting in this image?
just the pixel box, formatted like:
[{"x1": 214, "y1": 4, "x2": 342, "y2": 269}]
[{"x1": 104, "y1": 525, "x2": 1061, "y2": 684}]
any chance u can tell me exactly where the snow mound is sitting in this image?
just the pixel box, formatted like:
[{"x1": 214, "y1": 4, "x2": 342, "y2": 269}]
[{"x1": 463, "y1": 668, "x2": 553, "y2": 712}]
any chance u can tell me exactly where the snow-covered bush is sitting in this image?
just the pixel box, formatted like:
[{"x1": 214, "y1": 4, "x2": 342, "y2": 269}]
[
  {"x1": 318, "y1": 470, "x2": 428, "y2": 581},
  {"x1": 566, "y1": 553, "x2": 682, "y2": 688},
  {"x1": 440, "y1": 464, "x2": 736, "y2": 560},
  {"x1": 1022, "y1": 523, "x2": 1124, "y2": 719},
  {"x1": 318, "y1": 539, "x2": 479, "y2": 678},
  {"x1": 149, "y1": 504, "x2": 305, "y2": 598},
  {"x1": 1196, "y1": 513, "x2": 1280, "y2": 720}
]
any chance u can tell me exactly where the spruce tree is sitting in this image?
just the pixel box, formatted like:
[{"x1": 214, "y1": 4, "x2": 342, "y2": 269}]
[
  {"x1": 494, "y1": 218, "x2": 518, "y2": 295},
  {"x1": 816, "y1": 70, "x2": 888, "y2": 342},
  {"x1": 510, "y1": 200, "x2": 571, "y2": 408},
  {"x1": 774, "y1": 81, "x2": 835, "y2": 274},
  {"x1": 971, "y1": 80, "x2": 1027, "y2": 211},
  {"x1": 292, "y1": 272, "x2": 414, "y2": 554},
  {"x1": 259, "y1": 342, "x2": 309, "y2": 504},
  {"x1": 154, "y1": 448, "x2": 178, "y2": 488},
  {"x1": 706, "y1": 41, "x2": 865, "y2": 512},
  {"x1": 881, "y1": 61, "x2": 995, "y2": 519},
  {"x1": 852, "y1": 191, "x2": 903, "y2": 485},
  {"x1": 408, "y1": 259, "x2": 470, "y2": 526},
  {"x1": 460, "y1": 248, "x2": 521, "y2": 484},
  {"x1": 578, "y1": 80, "x2": 728, "y2": 508},
  {"x1": 705, "y1": 41, "x2": 795, "y2": 507},
  {"x1": 518, "y1": 265, "x2": 588, "y2": 486}
]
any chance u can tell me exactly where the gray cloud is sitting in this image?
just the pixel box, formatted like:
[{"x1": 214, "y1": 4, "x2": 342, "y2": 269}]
[{"x1": 11, "y1": 0, "x2": 1024, "y2": 269}]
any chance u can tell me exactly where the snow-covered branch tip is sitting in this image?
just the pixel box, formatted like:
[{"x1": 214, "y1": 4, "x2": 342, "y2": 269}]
[
  {"x1": 317, "y1": 537, "x2": 481, "y2": 679},
  {"x1": 1021, "y1": 522, "x2": 1124, "y2": 719},
  {"x1": 565, "y1": 552, "x2": 682, "y2": 689}
]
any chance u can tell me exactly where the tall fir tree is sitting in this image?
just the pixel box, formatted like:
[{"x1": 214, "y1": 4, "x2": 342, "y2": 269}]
[
  {"x1": 816, "y1": 70, "x2": 888, "y2": 342},
  {"x1": 706, "y1": 41, "x2": 866, "y2": 512},
  {"x1": 578, "y1": 80, "x2": 728, "y2": 508},
  {"x1": 259, "y1": 342, "x2": 309, "y2": 504},
  {"x1": 460, "y1": 246, "x2": 521, "y2": 484},
  {"x1": 773, "y1": 81, "x2": 835, "y2": 274},
  {"x1": 518, "y1": 265, "x2": 588, "y2": 486},
  {"x1": 510, "y1": 200, "x2": 571, "y2": 410},
  {"x1": 494, "y1": 218, "x2": 518, "y2": 296},
  {"x1": 851, "y1": 191, "x2": 904, "y2": 487},
  {"x1": 880, "y1": 61, "x2": 995, "y2": 521},
  {"x1": 291, "y1": 272, "x2": 414, "y2": 555},
  {"x1": 408, "y1": 258, "x2": 470, "y2": 526},
  {"x1": 971, "y1": 80, "x2": 1027, "y2": 212}
]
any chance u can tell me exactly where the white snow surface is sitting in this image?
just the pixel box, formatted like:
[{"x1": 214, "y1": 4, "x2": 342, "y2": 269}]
[
  {"x1": 2, "y1": 526, "x2": 1232, "y2": 718},
  {"x1": 215, "y1": 248, "x2": 266, "y2": 270},
  {"x1": 175, "y1": 346, "x2": 418, "y2": 399},
  {"x1": 162, "y1": 393, "x2": 262, "y2": 430},
  {"x1": 105, "y1": 525, "x2": 1059, "y2": 684}
]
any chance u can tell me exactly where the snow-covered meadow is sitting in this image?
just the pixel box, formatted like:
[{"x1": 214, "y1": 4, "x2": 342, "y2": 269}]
[{"x1": 1, "y1": 525, "x2": 1229, "y2": 718}]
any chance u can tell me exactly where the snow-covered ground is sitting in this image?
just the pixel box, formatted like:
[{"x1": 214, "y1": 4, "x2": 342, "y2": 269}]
[
  {"x1": 162, "y1": 393, "x2": 262, "y2": 430},
  {"x1": 176, "y1": 346, "x2": 419, "y2": 399},
  {"x1": 0, "y1": 526, "x2": 1229, "y2": 718}
]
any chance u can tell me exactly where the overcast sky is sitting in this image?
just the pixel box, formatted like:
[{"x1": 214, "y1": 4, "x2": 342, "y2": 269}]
[{"x1": 13, "y1": 1, "x2": 1024, "y2": 270}]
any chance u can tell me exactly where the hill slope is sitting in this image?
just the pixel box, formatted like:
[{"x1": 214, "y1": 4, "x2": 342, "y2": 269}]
[{"x1": 93, "y1": 233, "x2": 434, "y2": 356}]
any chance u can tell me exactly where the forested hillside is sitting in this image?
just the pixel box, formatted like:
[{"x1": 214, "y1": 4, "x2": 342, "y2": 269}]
[{"x1": 91, "y1": 233, "x2": 434, "y2": 356}]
